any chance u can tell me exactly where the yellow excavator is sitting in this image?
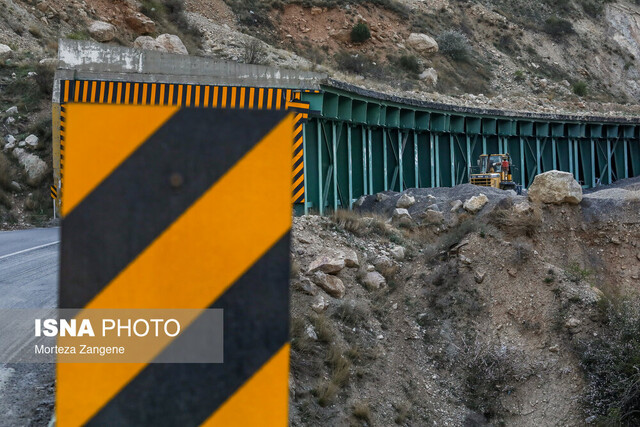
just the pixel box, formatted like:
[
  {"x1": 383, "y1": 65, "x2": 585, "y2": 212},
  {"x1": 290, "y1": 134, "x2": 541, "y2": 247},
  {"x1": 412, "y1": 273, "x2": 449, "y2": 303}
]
[{"x1": 470, "y1": 153, "x2": 518, "y2": 191}]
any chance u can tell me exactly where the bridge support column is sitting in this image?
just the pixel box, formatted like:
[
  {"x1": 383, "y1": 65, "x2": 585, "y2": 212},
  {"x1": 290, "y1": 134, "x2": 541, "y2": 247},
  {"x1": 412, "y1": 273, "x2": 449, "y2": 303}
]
[
  {"x1": 414, "y1": 133, "x2": 419, "y2": 188},
  {"x1": 552, "y1": 139, "x2": 557, "y2": 169},
  {"x1": 591, "y1": 139, "x2": 596, "y2": 187},
  {"x1": 435, "y1": 134, "x2": 441, "y2": 187},
  {"x1": 536, "y1": 138, "x2": 541, "y2": 174},
  {"x1": 383, "y1": 131, "x2": 388, "y2": 191},
  {"x1": 519, "y1": 137, "x2": 525, "y2": 186},
  {"x1": 430, "y1": 133, "x2": 435, "y2": 188},
  {"x1": 362, "y1": 127, "x2": 368, "y2": 195},
  {"x1": 624, "y1": 139, "x2": 629, "y2": 179},
  {"x1": 332, "y1": 122, "x2": 338, "y2": 211},
  {"x1": 399, "y1": 129, "x2": 404, "y2": 192},
  {"x1": 303, "y1": 123, "x2": 309, "y2": 215},
  {"x1": 317, "y1": 122, "x2": 323, "y2": 215},
  {"x1": 347, "y1": 125, "x2": 353, "y2": 209},
  {"x1": 450, "y1": 134, "x2": 455, "y2": 186},
  {"x1": 607, "y1": 139, "x2": 612, "y2": 184},
  {"x1": 368, "y1": 129, "x2": 373, "y2": 194}
]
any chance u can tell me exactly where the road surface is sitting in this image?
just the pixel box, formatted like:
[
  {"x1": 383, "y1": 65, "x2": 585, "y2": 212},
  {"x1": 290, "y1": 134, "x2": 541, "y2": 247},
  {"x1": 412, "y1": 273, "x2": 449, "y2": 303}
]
[{"x1": 0, "y1": 227, "x2": 59, "y2": 427}]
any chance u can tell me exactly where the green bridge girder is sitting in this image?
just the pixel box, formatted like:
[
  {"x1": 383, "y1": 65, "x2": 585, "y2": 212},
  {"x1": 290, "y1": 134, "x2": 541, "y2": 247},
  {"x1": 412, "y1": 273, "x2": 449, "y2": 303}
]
[{"x1": 299, "y1": 83, "x2": 640, "y2": 214}]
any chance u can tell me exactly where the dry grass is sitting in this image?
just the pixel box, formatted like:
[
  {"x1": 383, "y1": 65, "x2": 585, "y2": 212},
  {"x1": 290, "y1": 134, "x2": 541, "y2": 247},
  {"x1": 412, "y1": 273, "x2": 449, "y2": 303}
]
[
  {"x1": 315, "y1": 380, "x2": 339, "y2": 407},
  {"x1": 333, "y1": 299, "x2": 369, "y2": 327},
  {"x1": 0, "y1": 190, "x2": 11, "y2": 210},
  {"x1": 326, "y1": 344, "x2": 351, "y2": 387},
  {"x1": 311, "y1": 314, "x2": 335, "y2": 343},
  {"x1": 490, "y1": 205, "x2": 541, "y2": 238},
  {"x1": 352, "y1": 401, "x2": 372, "y2": 424},
  {"x1": 0, "y1": 152, "x2": 12, "y2": 190}
]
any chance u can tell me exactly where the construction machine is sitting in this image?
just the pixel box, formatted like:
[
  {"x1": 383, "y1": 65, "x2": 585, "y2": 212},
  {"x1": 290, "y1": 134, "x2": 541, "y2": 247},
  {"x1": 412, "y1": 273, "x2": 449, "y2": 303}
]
[{"x1": 469, "y1": 153, "x2": 518, "y2": 191}]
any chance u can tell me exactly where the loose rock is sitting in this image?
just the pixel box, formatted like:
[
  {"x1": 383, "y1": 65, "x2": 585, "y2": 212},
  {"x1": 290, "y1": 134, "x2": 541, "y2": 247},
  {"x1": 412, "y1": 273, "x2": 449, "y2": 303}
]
[
  {"x1": 420, "y1": 209, "x2": 444, "y2": 224},
  {"x1": 25, "y1": 134, "x2": 39, "y2": 149},
  {"x1": 406, "y1": 33, "x2": 439, "y2": 54},
  {"x1": 310, "y1": 271, "x2": 345, "y2": 298},
  {"x1": 0, "y1": 44, "x2": 12, "y2": 59},
  {"x1": 5, "y1": 106, "x2": 18, "y2": 116},
  {"x1": 463, "y1": 194, "x2": 489, "y2": 213},
  {"x1": 343, "y1": 249, "x2": 360, "y2": 268},
  {"x1": 450, "y1": 200, "x2": 463, "y2": 212},
  {"x1": 307, "y1": 252, "x2": 345, "y2": 274},
  {"x1": 390, "y1": 246, "x2": 405, "y2": 260},
  {"x1": 12, "y1": 148, "x2": 48, "y2": 186},
  {"x1": 311, "y1": 295, "x2": 329, "y2": 313},
  {"x1": 362, "y1": 271, "x2": 386, "y2": 289},
  {"x1": 125, "y1": 13, "x2": 155, "y2": 34},
  {"x1": 88, "y1": 20, "x2": 117, "y2": 42},
  {"x1": 528, "y1": 170, "x2": 582, "y2": 204},
  {"x1": 396, "y1": 193, "x2": 415, "y2": 208}
]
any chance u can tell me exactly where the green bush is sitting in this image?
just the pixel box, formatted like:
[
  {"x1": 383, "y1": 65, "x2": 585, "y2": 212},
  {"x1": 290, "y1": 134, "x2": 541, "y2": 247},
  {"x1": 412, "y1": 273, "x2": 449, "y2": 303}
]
[
  {"x1": 350, "y1": 22, "x2": 371, "y2": 43},
  {"x1": 579, "y1": 298, "x2": 640, "y2": 425},
  {"x1": 437, "y1": 30, "x2": 471, "y2": 61},
  {"x1": 514, "y1": 70, "x2": 525, "y2": 81},
  {"x1": 572, "y1": 81, "x2": 588, "y2": 97},
  {"x1": 397, "y1": 54, "x2": 421, "y2": 74},
  {"x1": 543, "y1": 16, "x2": 574, "y2": 36}
]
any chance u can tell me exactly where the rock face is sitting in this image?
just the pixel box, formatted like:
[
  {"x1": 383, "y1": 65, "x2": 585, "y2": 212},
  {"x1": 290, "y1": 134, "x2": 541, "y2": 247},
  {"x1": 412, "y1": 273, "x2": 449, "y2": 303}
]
[
  {"x1": 125, "y1": 13, "x2": 155, "y2": 34},
  {"x1": 310, "y1": 271, "x2": 345, "y2": 298},
  {"x1": 343, "y1": 249, "x2": 360, "y2": 268},
  {"x1": 12, "y1": 148, "x2": 48, "y2": 186},
  {"x1": 362, "y1": 271, "x2": 386, "y2": 289},
  {"x1": 308, "y1": 253, "x2": 345, "y2": 274},
  {"x1": 88, "y1": 21, "x2": 117, "y2": 42},
  {"x1": 528, "y1": 170, "x2": 583, "y2": 204},
  {"x1": 25, "y1": 134, "x2": 39, "y2": 149},
  {"x1": 406, "y1": 33, "x2": 439, "y2": 54},
  {"x1": 0, "y1": 44, "x2": 12, "y2": 58},
  {"x1": 419, "y1": 68, "x2": 438, "y2": 86},
  {"x1": 134, "y1": 34, "x2": 188, "y2": 54},
  {"x1": 420, "y1": 209, "x2": 444, "y2": 224},
  {"x1": 392, "y1": 208, "x2": 411, "y2": 221},
  {"x1": 463, "y1": 194, "x2": 489, "y2": 213},
  {"x1": 396, "y1": 193, "x2": 415, "y2": 208}
]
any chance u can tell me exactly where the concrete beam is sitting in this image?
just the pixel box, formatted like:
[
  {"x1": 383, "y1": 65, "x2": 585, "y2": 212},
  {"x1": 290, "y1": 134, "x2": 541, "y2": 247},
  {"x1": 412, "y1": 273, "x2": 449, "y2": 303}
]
[{"x1": 53, "y1": 39, "x2": 326, "y2": 102}]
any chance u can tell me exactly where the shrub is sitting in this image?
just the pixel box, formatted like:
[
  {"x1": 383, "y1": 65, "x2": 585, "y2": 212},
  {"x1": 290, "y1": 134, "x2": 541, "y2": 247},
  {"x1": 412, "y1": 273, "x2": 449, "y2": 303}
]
[
  {"x1": 514, "y1": 70, "x2": 525, "y2": 81},
  {"x1": 398, "y1": 54, "x2": 421, "y2": 74},
  {"x1": 573, "y1": 81, "x2": 588, "y2": 96},
  {"x1": 437, "y1": 30, "x2": 471, "y2": 61},
  {"x1": 334, "y1": 51, "x2": 373, "y2": 75},
  {"x1": 0, "y1": 153, "x2": 12, "y2": 190},
  {"x1": 350, "y1": 21, "x2": 371, "y2": 43},
  {"x1": 581, "y1": 0, "x2": 604, "y2": 18},
  {"x1": 352, "y1": 401, "x2": 372, "y2": 423},
  {"x1": 33, "y1": 63, "x2": 55, "y2": 98},
  {"x1": 578, "y1": 298, "x2": 640, "y2": 425},
  {"x1": 543, "y1": 16, "x2": 574, "y2": 36},
  {"x1": 242, "y1": 39, "x2": 267, "y2": 65}
]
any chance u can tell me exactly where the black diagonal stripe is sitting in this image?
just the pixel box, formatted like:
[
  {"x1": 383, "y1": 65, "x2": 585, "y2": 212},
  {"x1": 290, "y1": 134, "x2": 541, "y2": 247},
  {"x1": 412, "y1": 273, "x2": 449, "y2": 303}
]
[
  {"x1": 293, "y1": 180, "x2": 304, "y2": 195},
  {"x1": 60, "y1": 108, "x2": 288, "y2": 309},
  {"x1": 293, "y1": 156, "x2": 303, "y2": 171},
  {"x1": 87, "y1": 234, "x2": 290, "y2": 426}
]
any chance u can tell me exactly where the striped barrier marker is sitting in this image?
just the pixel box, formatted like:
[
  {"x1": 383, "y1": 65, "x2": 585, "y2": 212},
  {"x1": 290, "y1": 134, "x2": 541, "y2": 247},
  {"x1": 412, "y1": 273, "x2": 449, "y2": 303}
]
[
  {"x1": 58, "y1": 104, "x2": 293, "y2": 426},
  {"x1": 50, "y1": 185, "x2": 57, "y2": 199},
  {"x1": 59, "y1": 80, "x2": 313, "y2": 206}
]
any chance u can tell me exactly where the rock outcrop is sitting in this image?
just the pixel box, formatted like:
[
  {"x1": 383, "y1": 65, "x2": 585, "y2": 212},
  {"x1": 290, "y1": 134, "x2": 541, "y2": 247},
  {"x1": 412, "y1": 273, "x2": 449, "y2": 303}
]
[
  {"x1": 88, "y1": 21, "x2": 117, "y2": 42},
  {"x1": 12, "y1": 148, "x2": 48, "y2": 186},
  {"x1": 406, "y1": 33, "x2": 439, "y2": 54},
  {"x1": 528, "y1": 170, "x2": 582, "y2": 205}
]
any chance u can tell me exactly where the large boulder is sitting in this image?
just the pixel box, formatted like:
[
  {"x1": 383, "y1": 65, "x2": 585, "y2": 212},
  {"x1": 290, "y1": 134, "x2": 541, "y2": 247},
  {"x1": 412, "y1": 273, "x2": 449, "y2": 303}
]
[
  {"x1": 307, "y1": 252, "x2": 345, "y2": 274},
  {"x1": 0, "y1": 43, "x2": 12, "y2": 59},
  {"x1": 25, "y1": 134, "x2": 39, "y2": 149},
  {"x1": 420, "y1": 209, "x2": 444, "y2": 224},
  {"x1": 125, "y1": 13, "x2": 156, "y2": 35},
  {"x1": 156, "y1": 34, "x2": 188, "y2": 54},
  {"x1": 134, "y1": 34, "x2": 188, "y2": 55},
  {"x1": 396, "y1": 193, "x2": 415, "y2": 208},
  {"x1": 12, "y1": 148, "x2": 48, "y2": 186},
  {"x1": 528, "y1": 170, "x2": 582, "y2": 204},
  {"x1": 310, "y1": 271, "x2": 345, "y2": 298},
  {"x1": 419, "y1": 68, "x2": 438, "y2": 86},
  {"x1": 463, "y1": 194, "x2": 489, "y2": 213},
  {"x1": 362, "y1": 271, "x2": 386, "y2": 290},
  {"x1": 88, "y1": 21, "x2": 117, "y2": 42},
  {"x1": 406, "y1": 33, "x2": 439, "y2": 54}
]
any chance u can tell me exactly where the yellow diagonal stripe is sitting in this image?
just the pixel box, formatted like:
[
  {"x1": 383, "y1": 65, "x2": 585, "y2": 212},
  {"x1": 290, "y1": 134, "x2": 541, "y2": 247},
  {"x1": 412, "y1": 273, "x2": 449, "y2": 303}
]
[
  {"x1": 201, "y1": 344, "x2": 290, "y2": 426},
  {"x1": 57, "y1": 112, "x2": 293, "y2": 427},
  {"x1": 62, "y1": 104, "x2": 179, "y2": 215}
]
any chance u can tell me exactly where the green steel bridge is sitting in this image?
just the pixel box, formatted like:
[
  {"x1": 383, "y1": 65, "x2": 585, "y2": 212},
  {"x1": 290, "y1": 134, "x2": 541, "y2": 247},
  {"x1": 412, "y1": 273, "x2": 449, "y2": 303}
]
[
  {"x1": 53, "y1": 40, "x2": 640, "y2": 217},
  {"x1": 297, "y1": 80, "x2": 640, "y2": 215}
]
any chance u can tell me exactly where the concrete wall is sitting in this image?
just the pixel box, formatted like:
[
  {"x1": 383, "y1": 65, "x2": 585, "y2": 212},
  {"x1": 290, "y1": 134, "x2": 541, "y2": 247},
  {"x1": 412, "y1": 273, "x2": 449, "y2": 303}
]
[{"x1": 53, "y1": 39, "x2": 326, "y2": 102}]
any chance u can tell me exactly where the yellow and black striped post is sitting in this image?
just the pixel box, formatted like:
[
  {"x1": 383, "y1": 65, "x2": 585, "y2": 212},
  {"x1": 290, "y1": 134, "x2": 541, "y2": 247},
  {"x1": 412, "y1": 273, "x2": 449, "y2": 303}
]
[
  {"x1": 58, "y1": 104, "x2": 293, "y2": 425},
  {"x1": 50, "y1": 185, "x2": 57, "y2": 200},
  {"x1": 57, "y1": 80, "x2": 313, "y2": 209}
]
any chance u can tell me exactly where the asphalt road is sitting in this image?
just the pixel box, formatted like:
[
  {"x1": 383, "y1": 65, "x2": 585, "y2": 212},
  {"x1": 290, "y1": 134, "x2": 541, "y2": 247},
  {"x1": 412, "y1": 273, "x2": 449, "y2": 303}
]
[{"x1": 0, "y1": 227, "x2": 59, "y2": 427}]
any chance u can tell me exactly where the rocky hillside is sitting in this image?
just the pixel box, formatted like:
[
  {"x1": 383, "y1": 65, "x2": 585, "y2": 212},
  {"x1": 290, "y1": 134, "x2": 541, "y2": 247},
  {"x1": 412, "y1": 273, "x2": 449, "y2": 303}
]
[
  {"x1": 289, "y1": 174, "x2": 640, "y2": 426},
  {"x1": 1, "y1": 0, "x2": 640, "y2": 228}
]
